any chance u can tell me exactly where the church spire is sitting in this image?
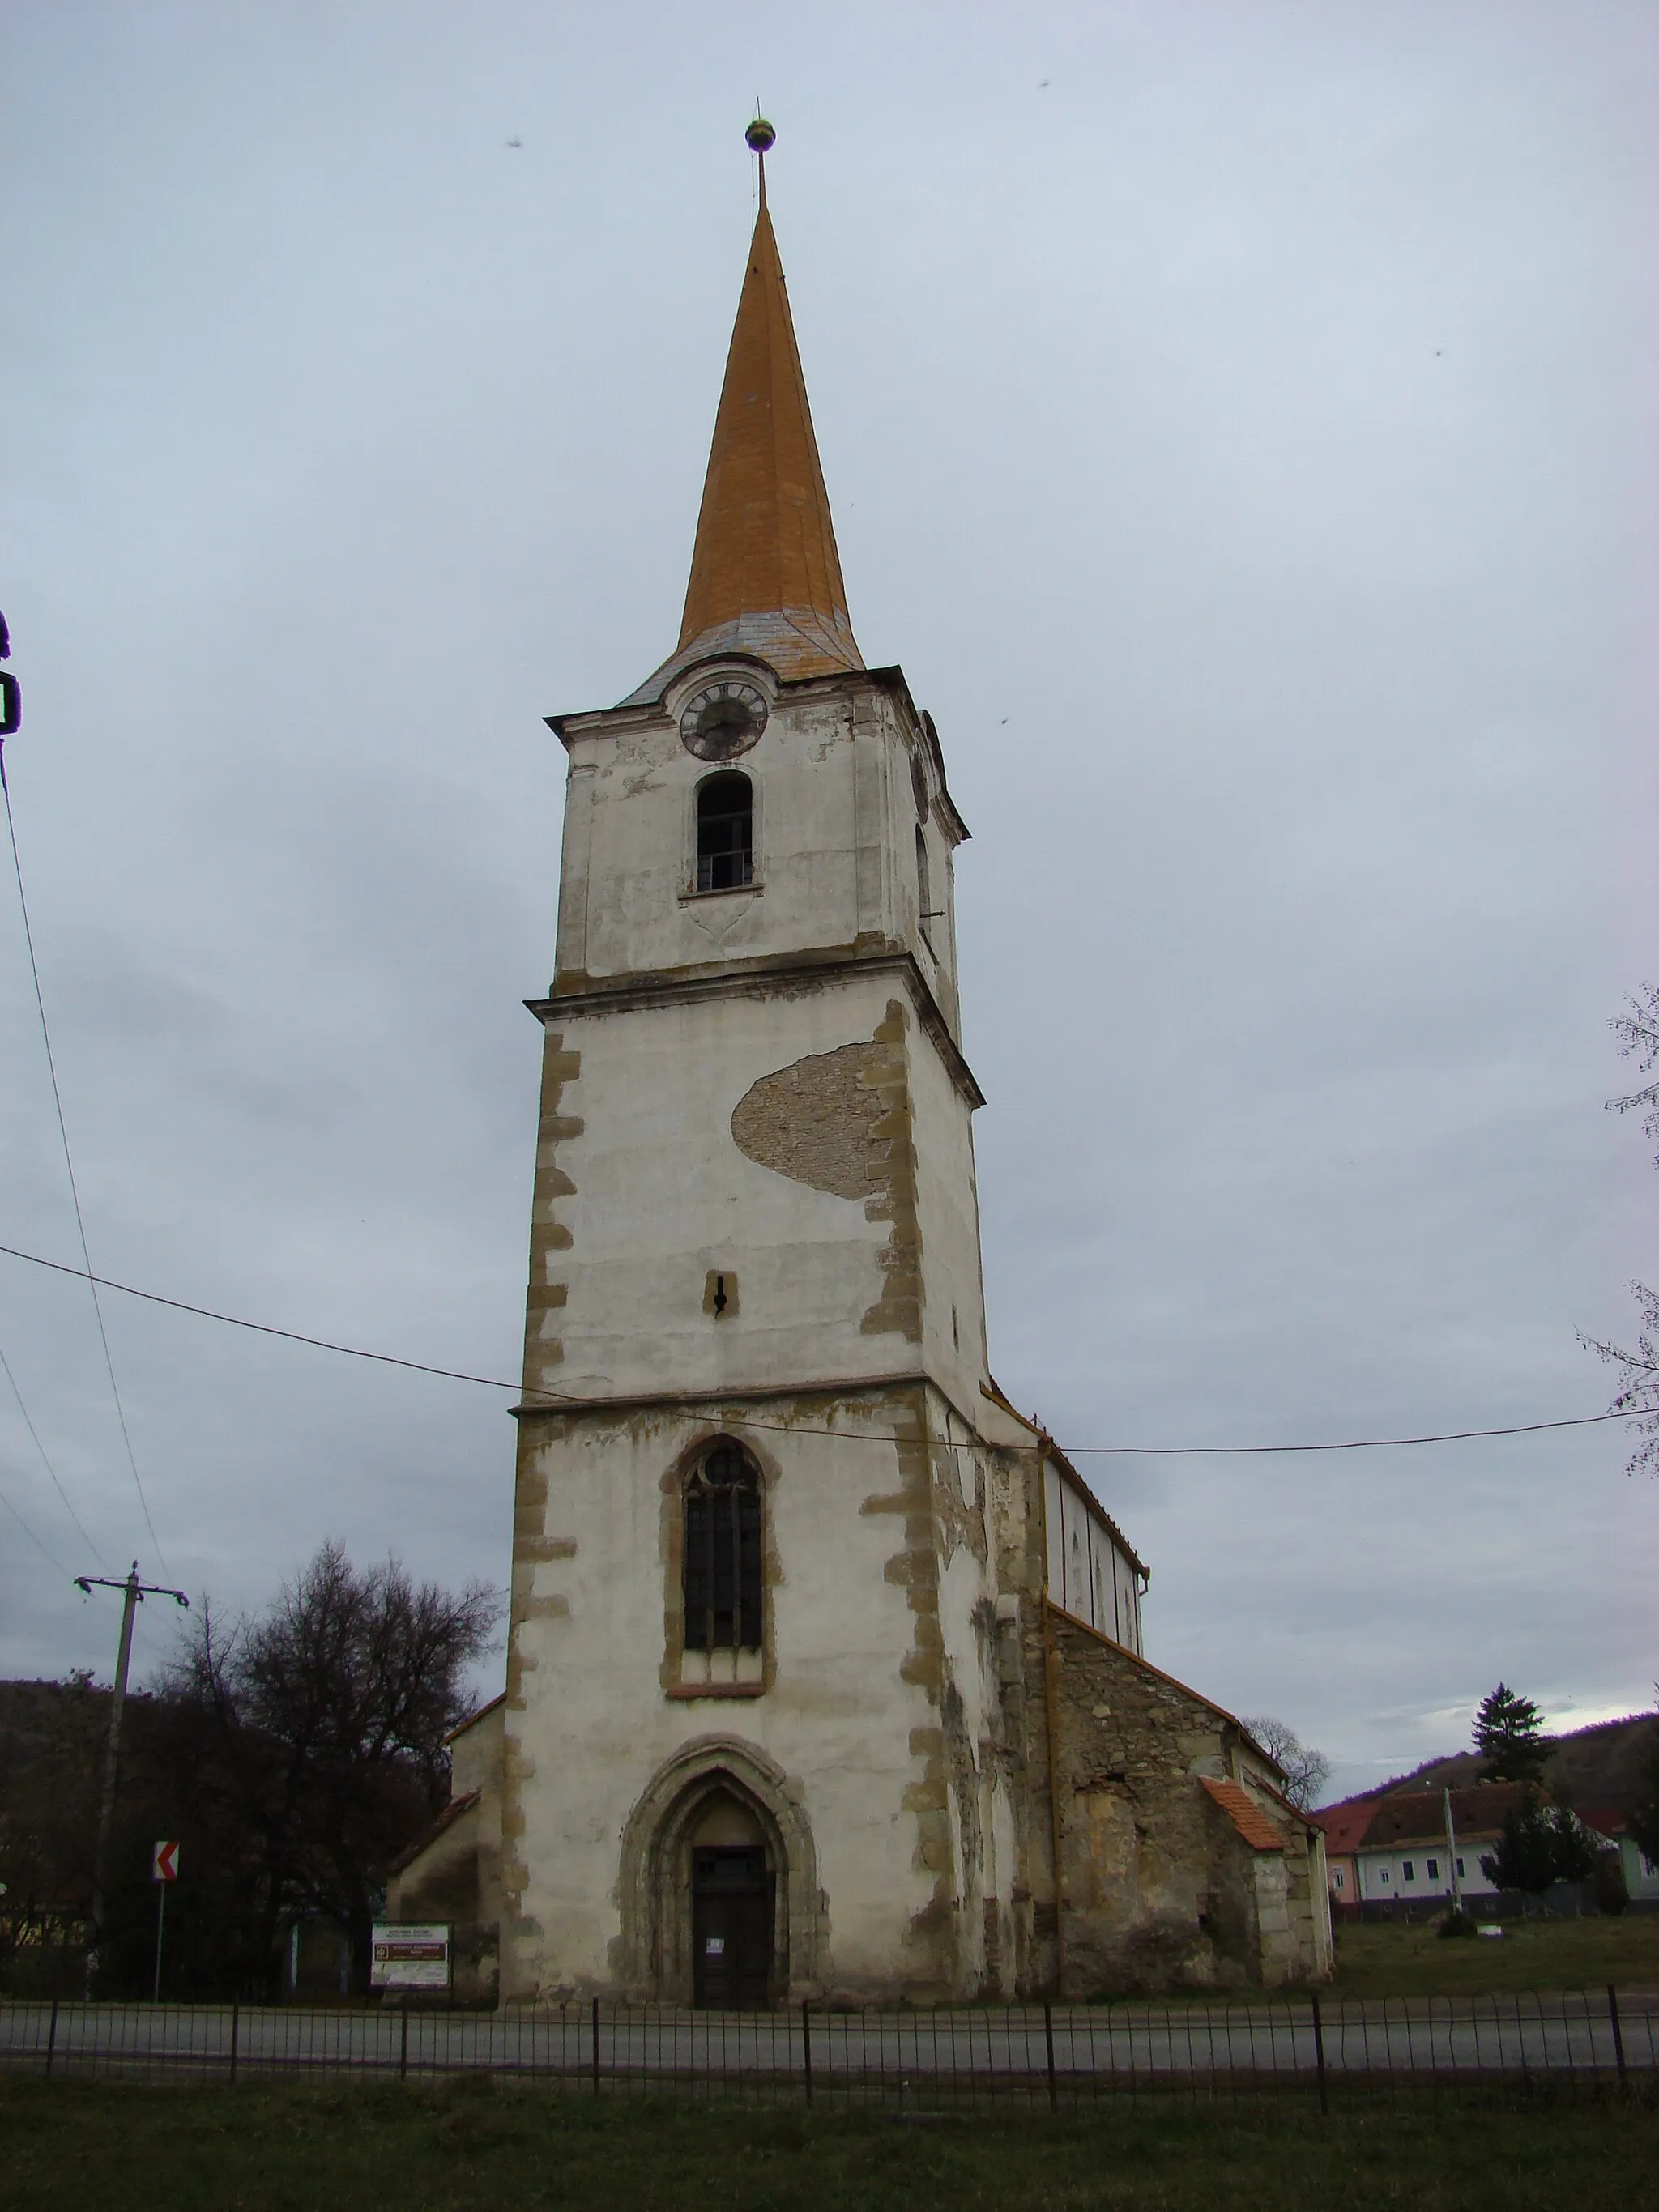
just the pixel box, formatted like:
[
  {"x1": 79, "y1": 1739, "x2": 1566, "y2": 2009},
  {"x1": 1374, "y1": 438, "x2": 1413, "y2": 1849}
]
[{"x1": 633, "y1": 124, "x2": 863, "y2": 699}]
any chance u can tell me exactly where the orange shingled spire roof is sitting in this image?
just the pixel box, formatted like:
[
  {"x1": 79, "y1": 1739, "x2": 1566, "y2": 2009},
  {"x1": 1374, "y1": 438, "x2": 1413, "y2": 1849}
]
[{"x1": 672, "y1": 196, "x2": 863, "y2": 684}]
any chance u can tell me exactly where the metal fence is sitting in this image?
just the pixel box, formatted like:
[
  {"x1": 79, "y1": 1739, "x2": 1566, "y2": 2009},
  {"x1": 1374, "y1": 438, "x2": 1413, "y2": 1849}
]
[{"x1": 1, "y1": 1989, "x2": 1653, "y2": 2112}]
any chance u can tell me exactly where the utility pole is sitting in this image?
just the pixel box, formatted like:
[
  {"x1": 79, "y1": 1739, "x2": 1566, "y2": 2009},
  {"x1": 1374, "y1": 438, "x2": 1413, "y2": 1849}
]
[
  {"x1": 1444, "y1": 1785, "x2": 1463, "y2": 1915},
  {"x1": 76, "y1": 1564, "x2": 190, "y2": 1993}
]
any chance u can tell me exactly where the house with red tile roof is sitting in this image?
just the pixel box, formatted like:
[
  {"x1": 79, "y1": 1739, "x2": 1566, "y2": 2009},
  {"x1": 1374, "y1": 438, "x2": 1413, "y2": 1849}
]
[
  {"x1": 1316, "y1": 1784, "x2": 1619, "y2": 1916},
  {"x1": 1352, "y1": 1785, "x2": 1528, "y2": 1907},
  {"x1": 1311, "y1": 1796, "x2": 1376, "y2": 1910}
]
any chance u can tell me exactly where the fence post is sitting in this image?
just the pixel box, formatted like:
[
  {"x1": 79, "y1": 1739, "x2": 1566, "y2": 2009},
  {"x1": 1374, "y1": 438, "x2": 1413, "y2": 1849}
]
[
  {"x1": 1043, "y1": 2002, "x2": 1057, "y2": 2113},
  {"x1": 591, "y1": 1996, "x2": 601, "y2": 2100},
  {"x1": 1311, "y1": 1990, "x2": 1328, "y2": 2117},
  {"x1": 801, "y1": 2000, "x2": 813, "y2": 2106},
  {"x1": 399, "y1": 2001, "x2": 409, "y2": 2082},
  {"x1": 229, "y1": 2000, "x2": 240, "y2": 2086},
  {"x1": 1607, "y1": 1984, "x2": 1627, "y2": 2088},
  {"x1": 45, "y1": 1997, "x2": 59, "y2": 2080}
]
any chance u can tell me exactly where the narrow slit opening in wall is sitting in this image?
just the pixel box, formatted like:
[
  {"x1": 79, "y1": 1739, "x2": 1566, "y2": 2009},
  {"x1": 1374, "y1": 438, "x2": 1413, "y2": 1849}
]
[{"x1": 703, "y1": 1269, "x2": 739, "y2": 1319}]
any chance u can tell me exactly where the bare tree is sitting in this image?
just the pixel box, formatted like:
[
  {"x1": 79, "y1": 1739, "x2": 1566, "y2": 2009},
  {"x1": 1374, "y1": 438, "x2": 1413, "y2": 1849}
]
[
  {"x1": 1580, "y1": 982, "x2": 1659, "y2": 1477},
  {"x1": 167, "y1": 1542, "x2": 500, "y2": 1991},
  {"x1": 1608, "y1": 983, "x2": 1659, "y2": 1164},
  {"x1": 1242, "y1": 1716, "x2": 1332, "y2": 1812}
]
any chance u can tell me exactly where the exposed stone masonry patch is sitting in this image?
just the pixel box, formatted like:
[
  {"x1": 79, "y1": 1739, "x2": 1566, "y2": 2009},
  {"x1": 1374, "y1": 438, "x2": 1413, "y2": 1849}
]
[
  {"x1": 730, "y1": 1040, "x2": 888, "y2": 1200},
  {"x1": 727, "y1": 1001, "x2": 923, "y2": 1345}
]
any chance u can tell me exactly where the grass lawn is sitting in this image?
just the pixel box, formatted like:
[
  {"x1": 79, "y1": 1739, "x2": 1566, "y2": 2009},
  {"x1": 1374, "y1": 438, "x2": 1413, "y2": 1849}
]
[
  {"x1": 1328, "y1": 1913, "x2": 1659, "y2": 2000},
  {"x1": 1, "y1": 2079, "x2": 1651, "y2": 2212}
]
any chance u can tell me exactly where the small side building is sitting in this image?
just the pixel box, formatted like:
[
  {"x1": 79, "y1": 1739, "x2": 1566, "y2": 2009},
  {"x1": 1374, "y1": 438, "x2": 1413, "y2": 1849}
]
[
  {"x1": 1040, "y1": 1598, "x2": 1331, "y2": 1992},
  {"x1": 386, "y1": 1695, "x2": 505, "y2": 2004}
]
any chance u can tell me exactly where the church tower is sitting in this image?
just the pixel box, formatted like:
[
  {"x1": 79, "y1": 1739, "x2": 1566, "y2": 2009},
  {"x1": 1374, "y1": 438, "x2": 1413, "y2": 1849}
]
[{"x1": 493, "y1": 129, "x2": 1330, "y2": 2007}]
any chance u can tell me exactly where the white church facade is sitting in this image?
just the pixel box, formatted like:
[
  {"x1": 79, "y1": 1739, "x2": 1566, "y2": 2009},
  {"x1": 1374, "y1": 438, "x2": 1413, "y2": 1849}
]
[{"x1": 390, "y1": 136, "x2": 1332, "y2": 2005}]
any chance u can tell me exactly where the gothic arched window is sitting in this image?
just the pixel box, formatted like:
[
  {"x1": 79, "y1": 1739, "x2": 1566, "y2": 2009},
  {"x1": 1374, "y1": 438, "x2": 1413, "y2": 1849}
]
[
  {"x1": 915, "y1": 825, "x2": 932, "y2": 934},
  {"x1": 683, "y1": 1442, "x2": 762, "y2": 1651},
  {"x1": 696, "y1": 773, "x2": 754, "y2": 893}
]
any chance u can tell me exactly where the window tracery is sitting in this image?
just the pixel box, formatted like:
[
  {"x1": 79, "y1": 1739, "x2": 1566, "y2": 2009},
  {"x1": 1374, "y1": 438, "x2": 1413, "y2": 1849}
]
[{"x1": 683, "y1": 1441, "x2": 762, "y2": 1652}]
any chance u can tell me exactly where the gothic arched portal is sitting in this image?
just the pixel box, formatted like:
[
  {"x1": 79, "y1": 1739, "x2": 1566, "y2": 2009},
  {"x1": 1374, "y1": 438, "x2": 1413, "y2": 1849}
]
[{"x1": 614, "y1": 1737, "x2": 821, "y2": 2004}]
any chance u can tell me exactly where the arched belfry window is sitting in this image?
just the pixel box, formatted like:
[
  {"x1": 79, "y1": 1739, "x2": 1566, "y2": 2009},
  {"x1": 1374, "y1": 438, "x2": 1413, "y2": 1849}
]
[
  {"x1": 915, "y1": 825, "x2": 932, "y2": 937},
  {"x1": 683, "y1": 1443, "x2": 762, "y2": 1652},
  {"x1": 696, "y1": 773, "x2": 754, "y2": 893}
]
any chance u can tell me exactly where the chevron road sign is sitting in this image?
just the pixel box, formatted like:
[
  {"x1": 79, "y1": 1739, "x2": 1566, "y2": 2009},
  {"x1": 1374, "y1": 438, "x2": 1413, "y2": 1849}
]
[{"x1": 151, "y1": 1840, "x2": 180, "y2": 1884}]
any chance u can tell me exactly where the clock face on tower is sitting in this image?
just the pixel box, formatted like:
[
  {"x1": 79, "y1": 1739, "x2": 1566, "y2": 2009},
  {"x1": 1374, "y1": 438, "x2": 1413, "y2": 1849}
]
[{"x1": 680, "y1": 680, "x2": 769, "y2": 761}]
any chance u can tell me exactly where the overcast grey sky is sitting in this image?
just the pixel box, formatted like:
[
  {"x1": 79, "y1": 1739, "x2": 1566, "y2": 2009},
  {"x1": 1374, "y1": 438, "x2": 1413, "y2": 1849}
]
[{"x1": 2, "y1": 2, "x2": 1655, "y2": 1801}]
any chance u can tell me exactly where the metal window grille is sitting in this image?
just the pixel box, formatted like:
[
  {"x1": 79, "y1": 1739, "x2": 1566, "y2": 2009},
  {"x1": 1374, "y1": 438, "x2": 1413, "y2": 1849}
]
[
  {"x1": 684, "y1": 1444, "x2": 762, "y2": 1652},
  {"x1": 697, "y1": 774, "x2": 753, "y2": 892}
]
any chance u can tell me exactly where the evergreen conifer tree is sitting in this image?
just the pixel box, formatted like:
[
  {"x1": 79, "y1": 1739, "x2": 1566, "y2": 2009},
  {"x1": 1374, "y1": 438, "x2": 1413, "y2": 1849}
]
[
  {"x1": 1481, "y1": 1800, "x2": 1599, "y2": 1898},
  {"x1": 1473, "y1": 1683, "x2": 1549, "y2": 1784}
]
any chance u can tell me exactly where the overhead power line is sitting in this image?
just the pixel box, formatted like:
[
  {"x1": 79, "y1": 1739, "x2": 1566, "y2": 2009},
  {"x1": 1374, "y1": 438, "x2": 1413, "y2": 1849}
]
[
  {"x1": 0, "y1": 1474, "x2": 73, "y2": 1577},
  {"x1": 0, "y1": 1239, "x2": 554, "y2": 1394},
  {"x1": 0, "y1": 1342, "x2": 111, "y2": 1570},
  {"x1": 1061, "y1": 1411, "x2": 1637, "y2": 1455},
  {"x1": 0, "y1": 1238, "x2": 1636, "y2": 1461},
  {"x1": 2, "y1": 751, "x2": 166, "y2": 1573}
]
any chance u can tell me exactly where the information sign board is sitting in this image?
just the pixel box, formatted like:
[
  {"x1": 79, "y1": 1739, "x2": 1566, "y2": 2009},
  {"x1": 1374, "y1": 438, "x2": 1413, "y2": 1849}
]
[{"x1": 370, "y1": 1921, "x2": 451, "y2": 1990}]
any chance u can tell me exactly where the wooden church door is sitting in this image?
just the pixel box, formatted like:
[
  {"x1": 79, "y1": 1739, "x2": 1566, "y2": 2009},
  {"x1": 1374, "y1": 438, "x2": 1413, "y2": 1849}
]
[{"x1": 691, "y1": 1847, "x2": 773, "y2": 2008}]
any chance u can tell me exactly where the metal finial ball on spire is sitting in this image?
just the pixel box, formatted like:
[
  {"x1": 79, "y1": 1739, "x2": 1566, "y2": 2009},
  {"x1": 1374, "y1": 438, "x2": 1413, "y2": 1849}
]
[{"x1": 745, "y1": 117, "x2": 776, "y2": 154}]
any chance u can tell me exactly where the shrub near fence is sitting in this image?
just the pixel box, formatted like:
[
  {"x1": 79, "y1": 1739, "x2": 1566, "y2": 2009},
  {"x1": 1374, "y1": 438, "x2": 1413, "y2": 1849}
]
[{"x1": 1, "y1": 1991, "x2": 1653, "y2": 2113}]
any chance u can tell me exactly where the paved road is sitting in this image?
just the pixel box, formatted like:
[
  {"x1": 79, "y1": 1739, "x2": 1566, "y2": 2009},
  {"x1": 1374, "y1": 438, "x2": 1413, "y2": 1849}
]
[{"x1": 2, "y1": 1994, "x2": 1652, "y2": 2091}]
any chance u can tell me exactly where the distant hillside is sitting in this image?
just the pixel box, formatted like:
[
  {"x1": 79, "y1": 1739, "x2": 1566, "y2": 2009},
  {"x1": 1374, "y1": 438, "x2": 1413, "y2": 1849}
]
[{"x1": 1320, "y1": 1712, "x2": 1659, "y2": 1817}]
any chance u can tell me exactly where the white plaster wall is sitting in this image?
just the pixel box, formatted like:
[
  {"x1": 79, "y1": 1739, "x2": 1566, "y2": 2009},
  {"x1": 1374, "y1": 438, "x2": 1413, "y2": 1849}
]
[
  {"x1": 886, "y1": 707, "x2": 962, "y2": 1038},
  {"x1": 913, "y1": 834, "x2": 960, "y2": 1035},
  {"x1": 540, "y1": 970, "x2": 936, "y2": 1400},
  {"x1": 1358, "y1": 1846, "x2": 1495, "y2": 1903},
  {"x1": 505, "y1": 1401, "x2": 966, "y2": 1998},
  {"x1": 1043, "y1": 1462, "x2": 1144, "y2": 1655},
  {"x1": 932, "y1": 1432, "x2": 1006, "y2": 1986},
  {"x1": 905, "y1": 1002, "x2": 992, "y2": 1413},
  {"x1": 555, "y1": 676, "x2": 960, "y2": 1005},
  {"x1": 574, "y1": 696, "x2": 853, "y2": 982}
]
